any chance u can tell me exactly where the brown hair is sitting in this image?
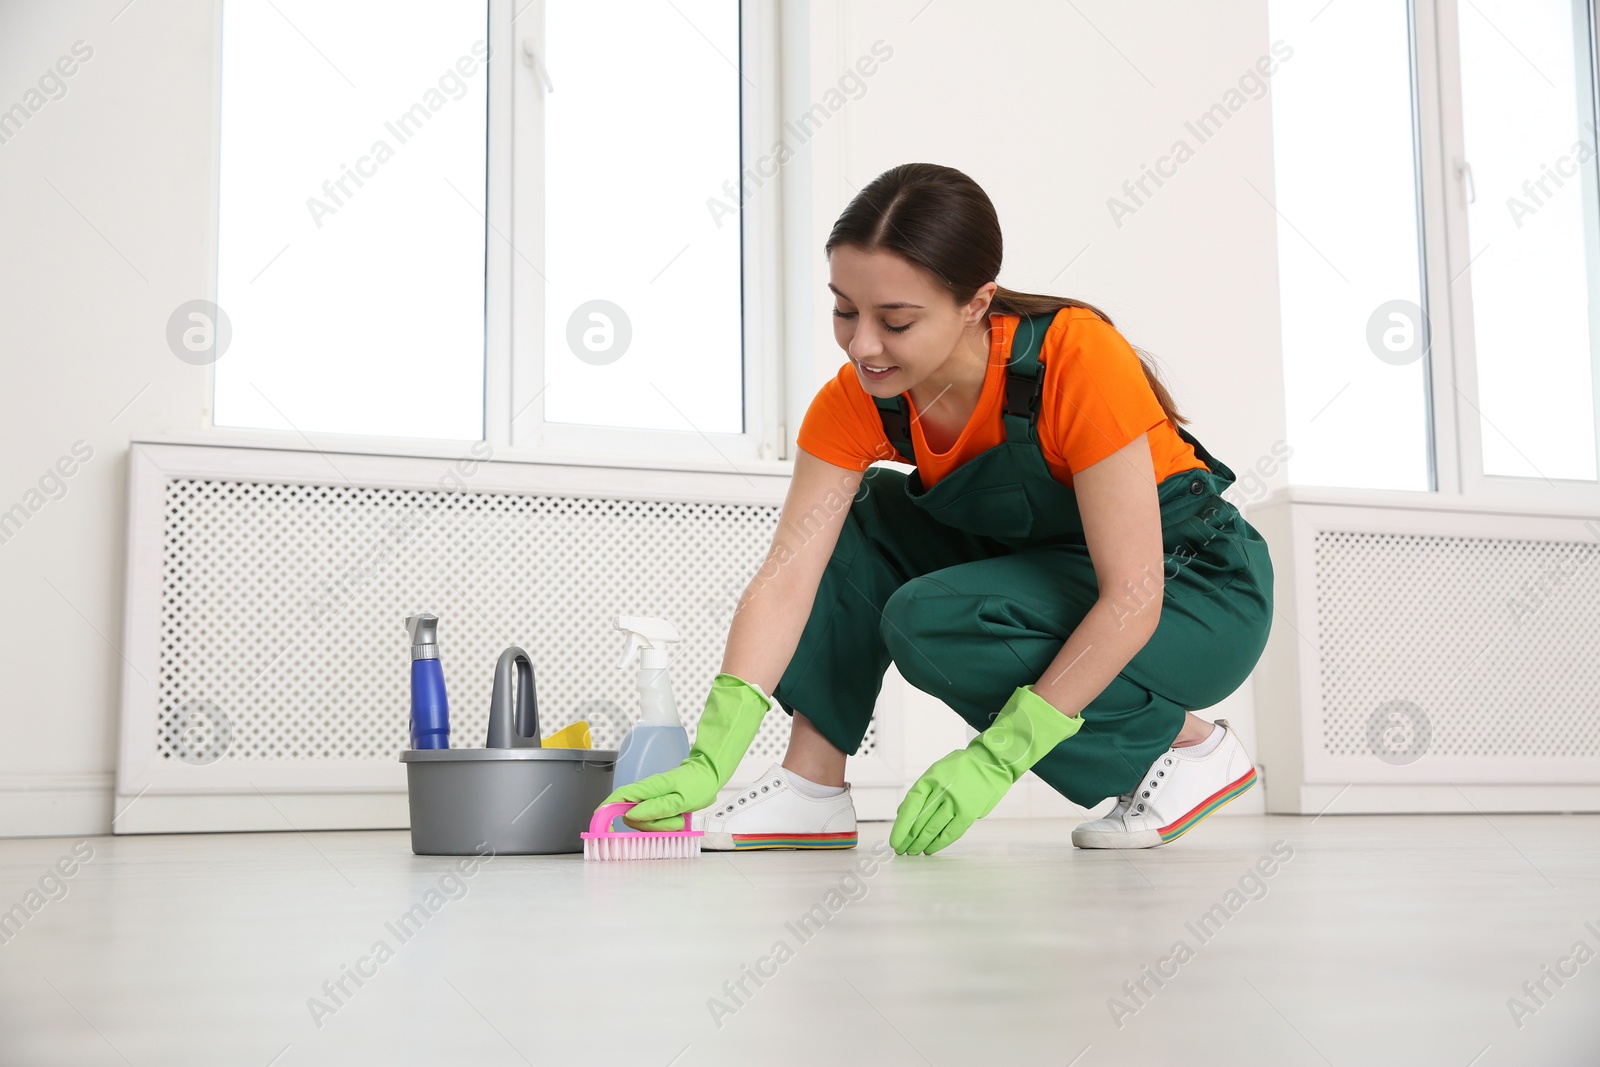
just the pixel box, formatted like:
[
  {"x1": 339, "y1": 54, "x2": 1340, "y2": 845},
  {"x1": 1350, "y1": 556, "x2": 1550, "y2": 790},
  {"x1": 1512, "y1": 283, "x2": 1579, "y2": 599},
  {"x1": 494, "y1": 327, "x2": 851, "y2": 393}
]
[{"x1": 824, "y1": 162, "x2": 1188, "y2": 426}]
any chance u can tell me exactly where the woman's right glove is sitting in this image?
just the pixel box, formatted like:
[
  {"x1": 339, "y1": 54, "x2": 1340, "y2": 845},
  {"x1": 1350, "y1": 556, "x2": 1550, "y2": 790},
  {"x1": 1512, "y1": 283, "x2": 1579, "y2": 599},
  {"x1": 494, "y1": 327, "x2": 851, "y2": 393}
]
[{"x1": 598, "y1": 672, "x2": 773, "y2": 831}]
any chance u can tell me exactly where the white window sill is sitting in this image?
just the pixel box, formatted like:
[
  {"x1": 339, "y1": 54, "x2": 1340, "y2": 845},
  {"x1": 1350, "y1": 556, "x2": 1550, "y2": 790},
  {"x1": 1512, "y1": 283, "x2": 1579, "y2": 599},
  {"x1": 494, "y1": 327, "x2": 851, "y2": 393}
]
[{"x1": 132, "y1": 428, "x2": 797, "y2": 479}]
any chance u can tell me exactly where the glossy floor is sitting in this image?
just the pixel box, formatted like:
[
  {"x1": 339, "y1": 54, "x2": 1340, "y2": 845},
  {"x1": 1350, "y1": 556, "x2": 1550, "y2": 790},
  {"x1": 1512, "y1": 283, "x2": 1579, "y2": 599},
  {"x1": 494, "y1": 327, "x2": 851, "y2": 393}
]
[{"x1": 1, "y1": 814, "x2": 1596, "y2": 1066}]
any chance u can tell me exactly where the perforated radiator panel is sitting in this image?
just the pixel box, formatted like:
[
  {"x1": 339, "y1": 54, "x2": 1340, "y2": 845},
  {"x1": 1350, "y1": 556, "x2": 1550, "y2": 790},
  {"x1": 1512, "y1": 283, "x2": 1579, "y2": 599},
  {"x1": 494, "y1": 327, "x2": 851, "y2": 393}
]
[
  {"x1": 156, "y1": 477, "x2": 877, "y2": 770},
  {"x1": 1313, "y1": 529, "x2": 1600, "y2": 761}
]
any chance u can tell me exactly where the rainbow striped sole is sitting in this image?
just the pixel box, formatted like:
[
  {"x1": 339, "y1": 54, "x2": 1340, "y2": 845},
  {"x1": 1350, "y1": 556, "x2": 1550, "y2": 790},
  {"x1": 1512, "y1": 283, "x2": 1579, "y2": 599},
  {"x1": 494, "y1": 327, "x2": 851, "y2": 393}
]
[
  {"x1": 1157, "y1": 767, "x2": 1257, "y2": 843},
  {"x1": 718, "y1": 832, "x2": 859, "y2": 851}
]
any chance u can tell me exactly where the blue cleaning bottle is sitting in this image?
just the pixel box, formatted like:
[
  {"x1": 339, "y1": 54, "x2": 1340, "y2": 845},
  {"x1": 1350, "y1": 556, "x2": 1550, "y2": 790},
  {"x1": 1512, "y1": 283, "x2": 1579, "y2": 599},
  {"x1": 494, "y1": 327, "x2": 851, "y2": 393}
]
[
  {"x1": 610, "y1": 616, "x2": 690, "y2": 831},
  {"x1": 405, "y1": 613, "x2": 450, "y2": 749}
]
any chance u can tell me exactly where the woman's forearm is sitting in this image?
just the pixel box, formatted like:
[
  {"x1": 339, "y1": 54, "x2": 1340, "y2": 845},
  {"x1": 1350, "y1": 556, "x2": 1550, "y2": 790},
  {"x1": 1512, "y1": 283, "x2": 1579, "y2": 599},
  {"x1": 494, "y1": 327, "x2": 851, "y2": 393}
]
[{"x1": 718, "y1": 563, "x2": 817, "y2": 695}]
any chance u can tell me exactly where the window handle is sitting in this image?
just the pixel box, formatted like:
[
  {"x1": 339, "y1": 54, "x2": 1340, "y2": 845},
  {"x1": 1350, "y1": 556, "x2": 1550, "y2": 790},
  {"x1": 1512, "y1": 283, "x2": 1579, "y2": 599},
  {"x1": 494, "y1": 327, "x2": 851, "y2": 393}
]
[
  {"x1": 1456, "y1": 157, "x2": 1475, "y2": 204},
  {"x1": 521, "y1": 38, "x2": 554, "y2": 92}
]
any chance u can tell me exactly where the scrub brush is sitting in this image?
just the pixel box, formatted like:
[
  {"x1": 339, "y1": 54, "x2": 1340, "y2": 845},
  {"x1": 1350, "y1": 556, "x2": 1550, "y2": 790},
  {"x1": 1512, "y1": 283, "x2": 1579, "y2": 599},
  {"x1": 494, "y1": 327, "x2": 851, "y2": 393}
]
[{"x1": 582, "y1": 801, "x2": 703, "y2": 861}]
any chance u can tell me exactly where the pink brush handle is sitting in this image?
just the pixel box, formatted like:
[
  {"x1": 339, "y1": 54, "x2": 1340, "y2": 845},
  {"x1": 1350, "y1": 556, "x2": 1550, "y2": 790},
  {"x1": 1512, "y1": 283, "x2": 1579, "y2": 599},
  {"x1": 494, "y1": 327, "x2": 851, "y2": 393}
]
[
  {"x1": 586, "y1": 801, "x2": 638, "y2": 836},
  {"x1": 583, "y1": 800, "x2": 703, "y2": 837}
]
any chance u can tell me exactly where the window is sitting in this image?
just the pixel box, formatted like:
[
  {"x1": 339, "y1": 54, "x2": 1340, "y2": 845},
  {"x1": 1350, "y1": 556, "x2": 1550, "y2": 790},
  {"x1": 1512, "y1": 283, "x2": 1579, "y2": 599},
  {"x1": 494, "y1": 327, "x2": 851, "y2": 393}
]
[
  {"x1": 1457, "y1": 0, "x2": 1599, "y2": 482},
  {"x1": 1268, "y1": 0, "x2": 1431, "y2": 492},
  {"x1": 536, "y1": 1, "x2": 744, "y2": 437},
  {"x1": 214, "y1": 0, "x2": 490, "y2": 441},
  {"x1": 211, "y1": 0, "x2": 767, "y2": 464},
  {"x1": 1269, "y1": 0, "x2": 1600, "y2": 501}
]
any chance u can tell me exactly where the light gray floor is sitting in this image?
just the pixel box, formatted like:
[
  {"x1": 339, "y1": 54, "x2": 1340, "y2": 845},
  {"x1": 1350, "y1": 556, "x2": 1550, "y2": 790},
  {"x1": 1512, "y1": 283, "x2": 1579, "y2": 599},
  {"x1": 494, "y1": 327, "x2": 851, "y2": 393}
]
[{"x1": 1, "y1": 814, "x2": 1596, "y2": 1066}]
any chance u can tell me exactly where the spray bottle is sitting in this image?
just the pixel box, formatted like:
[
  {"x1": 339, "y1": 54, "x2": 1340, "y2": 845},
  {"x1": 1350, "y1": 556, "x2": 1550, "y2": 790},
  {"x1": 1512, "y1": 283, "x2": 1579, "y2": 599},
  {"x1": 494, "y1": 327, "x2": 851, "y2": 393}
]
[
  {"x1": 610, "y1": 615, "x2": 691, "y2": 830},
  {"x1": 405, "y1": 612, "x2": 450, "y2": 749}
]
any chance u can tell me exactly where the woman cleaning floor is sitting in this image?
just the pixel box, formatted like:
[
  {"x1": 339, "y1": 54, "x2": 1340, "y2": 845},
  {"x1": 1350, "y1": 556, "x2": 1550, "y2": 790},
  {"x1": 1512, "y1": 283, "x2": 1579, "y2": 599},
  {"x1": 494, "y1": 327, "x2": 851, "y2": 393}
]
[{"x1": 599, "y1": 162, "x2": 1274, "y2": 856}]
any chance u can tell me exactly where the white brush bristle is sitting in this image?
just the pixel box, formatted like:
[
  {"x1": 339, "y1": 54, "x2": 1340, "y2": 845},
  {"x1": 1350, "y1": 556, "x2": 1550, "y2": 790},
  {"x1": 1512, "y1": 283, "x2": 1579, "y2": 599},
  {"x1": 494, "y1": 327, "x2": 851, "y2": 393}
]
[{"x1": 584, "y1": 834, "x2": 702, "y2": 861}]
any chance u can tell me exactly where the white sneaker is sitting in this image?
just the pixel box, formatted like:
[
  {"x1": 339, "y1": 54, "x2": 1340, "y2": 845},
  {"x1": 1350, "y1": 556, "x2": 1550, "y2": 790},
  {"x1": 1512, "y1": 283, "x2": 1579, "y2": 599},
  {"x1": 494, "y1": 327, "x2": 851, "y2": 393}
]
[
  {"x1": 690, "y1": 762, "x2": 858, "y2": 851},
  {"x1": 1071, "y1": 720, "x2": 1257, "y2": 849}
]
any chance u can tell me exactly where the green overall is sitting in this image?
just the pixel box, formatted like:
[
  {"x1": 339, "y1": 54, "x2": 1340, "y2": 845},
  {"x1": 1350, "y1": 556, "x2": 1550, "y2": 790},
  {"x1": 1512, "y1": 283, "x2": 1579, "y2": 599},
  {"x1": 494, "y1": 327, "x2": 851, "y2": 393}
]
[{"x1": 771, "y1": 312, "x2": 1275, "y2": 808}]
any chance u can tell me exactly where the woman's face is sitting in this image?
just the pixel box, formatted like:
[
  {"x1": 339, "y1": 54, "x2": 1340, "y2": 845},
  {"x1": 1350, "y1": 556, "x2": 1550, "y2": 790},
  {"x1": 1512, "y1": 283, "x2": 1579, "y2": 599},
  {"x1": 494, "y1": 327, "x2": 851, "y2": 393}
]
[{"x1": 828, "y1": 244, "x2": 990, "y2": 396}]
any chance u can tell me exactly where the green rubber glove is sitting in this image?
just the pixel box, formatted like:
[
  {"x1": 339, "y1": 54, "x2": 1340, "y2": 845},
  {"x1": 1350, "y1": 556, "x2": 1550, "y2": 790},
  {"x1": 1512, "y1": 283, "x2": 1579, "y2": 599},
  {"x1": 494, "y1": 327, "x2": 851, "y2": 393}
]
[
  {"x1": 890, "y1": 684, "x2": 1084, "y2": 856},
  {"x1": 598, "y1": 672, "x2": 773, "y2": 831}
]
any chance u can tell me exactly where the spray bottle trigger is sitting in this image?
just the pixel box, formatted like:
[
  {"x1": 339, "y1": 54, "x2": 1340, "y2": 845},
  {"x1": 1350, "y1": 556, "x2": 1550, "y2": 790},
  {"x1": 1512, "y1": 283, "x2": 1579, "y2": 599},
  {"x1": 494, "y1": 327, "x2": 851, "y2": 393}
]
[{"x1": 616, "y1": 633, "x2": 643, "y2": 671}]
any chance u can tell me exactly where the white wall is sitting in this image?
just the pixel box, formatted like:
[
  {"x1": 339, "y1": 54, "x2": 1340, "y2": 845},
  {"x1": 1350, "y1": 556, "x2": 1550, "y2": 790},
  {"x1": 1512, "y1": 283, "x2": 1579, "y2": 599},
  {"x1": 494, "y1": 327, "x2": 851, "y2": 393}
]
[
  {"x1": 0, "y1": 0, "x2": 1287, "y2": 836},
  {"x1": 2, "y1": 1, "x2": 225, "y2": 835}
]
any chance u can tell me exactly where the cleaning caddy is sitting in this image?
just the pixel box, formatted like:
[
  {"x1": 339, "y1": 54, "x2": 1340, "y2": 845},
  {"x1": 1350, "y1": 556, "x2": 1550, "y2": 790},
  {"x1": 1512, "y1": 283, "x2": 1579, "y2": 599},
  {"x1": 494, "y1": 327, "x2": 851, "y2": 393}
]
[{"x1": 400, "y1": 620, "x2": 616, "y2": 856}]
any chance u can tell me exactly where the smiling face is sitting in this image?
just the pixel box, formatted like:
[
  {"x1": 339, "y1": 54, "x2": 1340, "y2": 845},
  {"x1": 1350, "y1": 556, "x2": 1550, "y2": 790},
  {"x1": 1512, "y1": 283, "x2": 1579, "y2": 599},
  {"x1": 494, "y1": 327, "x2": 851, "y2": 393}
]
[{"x1": 827, "y1": 244, "x2": 996, "y2": 398}]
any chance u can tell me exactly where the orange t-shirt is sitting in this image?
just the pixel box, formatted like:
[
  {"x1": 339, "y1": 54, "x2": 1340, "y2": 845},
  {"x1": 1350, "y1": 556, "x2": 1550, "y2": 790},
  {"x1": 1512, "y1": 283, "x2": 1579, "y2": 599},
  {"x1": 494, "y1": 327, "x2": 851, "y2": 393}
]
[{"x1": 796, "y1": 306, "x2": 1208, "y2": 489}]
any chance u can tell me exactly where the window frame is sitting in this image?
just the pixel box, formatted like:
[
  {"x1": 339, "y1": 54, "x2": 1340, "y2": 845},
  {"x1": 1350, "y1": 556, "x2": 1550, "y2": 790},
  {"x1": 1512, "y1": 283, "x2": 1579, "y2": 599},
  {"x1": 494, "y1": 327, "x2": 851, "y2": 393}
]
[
  {"x1": 199, "y1": 0, "x2": 791, "y2": 476},
  {"x1": 1418, "y1": 0, "x2": 1600, "y2": 505},
  {"x1": 496, "y1": 0, "x2": 785, "y2": 465}
]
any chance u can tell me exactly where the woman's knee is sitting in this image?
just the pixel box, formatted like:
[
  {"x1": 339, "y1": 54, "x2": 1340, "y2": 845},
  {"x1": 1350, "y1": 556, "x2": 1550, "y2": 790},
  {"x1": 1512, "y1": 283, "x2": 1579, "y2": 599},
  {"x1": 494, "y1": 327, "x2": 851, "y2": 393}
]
[
  {"x1": 879, "y1": 576, "x2": 958, "y2": 693},
  {"x1": 880, "y1": 576, "x2": 1043, "y2": 707}
]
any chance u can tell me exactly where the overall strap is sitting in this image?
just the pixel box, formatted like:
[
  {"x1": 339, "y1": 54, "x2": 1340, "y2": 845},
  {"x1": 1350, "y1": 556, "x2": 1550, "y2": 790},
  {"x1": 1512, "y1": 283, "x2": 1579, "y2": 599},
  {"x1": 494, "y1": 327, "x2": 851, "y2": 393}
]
[
  {"x1": 1173, "y1": 422, "x2": 1236, "y2": 484},
  {"x1": 870, "y1": 310, "x2": 1060, "y2": 462},
  {"x1": 1000, "y1": 311, "x2": 1056, "y2": 446},
  {"x1": 871, "y1": 390, "x2": 915, "y2": 464}
]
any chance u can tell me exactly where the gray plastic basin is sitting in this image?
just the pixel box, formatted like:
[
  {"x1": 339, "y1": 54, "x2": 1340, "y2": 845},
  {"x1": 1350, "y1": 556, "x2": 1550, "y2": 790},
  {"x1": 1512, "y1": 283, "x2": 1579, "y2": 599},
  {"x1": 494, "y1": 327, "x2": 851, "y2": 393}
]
[{"x1": 400, "y1": 747, "x2": 618, "y2": 856}]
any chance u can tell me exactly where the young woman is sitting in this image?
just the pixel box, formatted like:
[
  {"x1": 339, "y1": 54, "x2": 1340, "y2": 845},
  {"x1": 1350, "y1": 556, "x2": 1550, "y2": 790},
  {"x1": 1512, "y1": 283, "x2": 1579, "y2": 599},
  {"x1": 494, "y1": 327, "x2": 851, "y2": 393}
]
[{"x1": 601, "y1": 163, "x2": 1274, "y2": 856}]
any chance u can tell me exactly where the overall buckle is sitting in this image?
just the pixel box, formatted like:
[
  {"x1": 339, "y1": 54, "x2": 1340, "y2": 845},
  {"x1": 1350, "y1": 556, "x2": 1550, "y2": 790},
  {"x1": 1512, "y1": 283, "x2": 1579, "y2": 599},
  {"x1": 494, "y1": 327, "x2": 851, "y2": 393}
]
[{"x1": 1003, "y1": 370, "x2": 1041, "y2": 420}]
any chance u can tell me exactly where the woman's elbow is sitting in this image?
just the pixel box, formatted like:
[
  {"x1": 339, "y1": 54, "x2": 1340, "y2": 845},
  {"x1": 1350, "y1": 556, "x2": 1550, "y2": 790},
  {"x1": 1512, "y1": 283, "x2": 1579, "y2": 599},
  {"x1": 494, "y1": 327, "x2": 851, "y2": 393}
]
[{"x1": 1103, "y1": 567, "x2": 1164, "y2": 637}]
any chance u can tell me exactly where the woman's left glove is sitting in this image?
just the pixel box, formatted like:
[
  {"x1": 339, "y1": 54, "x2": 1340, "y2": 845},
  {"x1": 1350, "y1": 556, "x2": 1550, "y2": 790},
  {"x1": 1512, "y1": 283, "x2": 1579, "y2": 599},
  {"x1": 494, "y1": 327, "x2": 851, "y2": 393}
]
[{"x1": 890, "y1": 684, "x2": 1084, "y2": 855}]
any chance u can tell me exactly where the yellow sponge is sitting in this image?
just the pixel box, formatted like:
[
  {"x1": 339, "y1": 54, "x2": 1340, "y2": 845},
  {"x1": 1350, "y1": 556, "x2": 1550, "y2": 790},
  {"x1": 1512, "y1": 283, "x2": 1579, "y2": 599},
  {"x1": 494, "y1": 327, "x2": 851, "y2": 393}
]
[{"x1": 540, "y1": 720, "x2": 592, "y2": 749}]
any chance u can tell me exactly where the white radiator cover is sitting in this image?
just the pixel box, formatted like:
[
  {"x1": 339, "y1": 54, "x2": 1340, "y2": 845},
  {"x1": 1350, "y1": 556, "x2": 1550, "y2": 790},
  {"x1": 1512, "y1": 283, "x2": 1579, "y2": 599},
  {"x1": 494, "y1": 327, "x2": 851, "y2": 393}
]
[
  {"x1": 1250, "y1": 487, "x2": 1600, "y2": 814},
  {"x1": 115, "y1": 443, "x2": 903, "y2": 833}
]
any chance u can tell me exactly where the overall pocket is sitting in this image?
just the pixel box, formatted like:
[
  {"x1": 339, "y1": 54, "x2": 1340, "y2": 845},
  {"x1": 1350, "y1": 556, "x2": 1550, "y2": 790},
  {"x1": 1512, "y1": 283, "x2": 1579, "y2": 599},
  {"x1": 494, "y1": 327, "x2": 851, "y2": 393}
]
[
  {"x1": 915, "y1": 483, "x2": 1036, "y2": 541},
  {"x1": 1161, "y1": 501, "x2": 1250, "y2": 600}
]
